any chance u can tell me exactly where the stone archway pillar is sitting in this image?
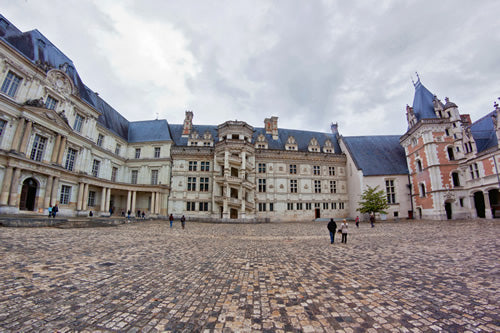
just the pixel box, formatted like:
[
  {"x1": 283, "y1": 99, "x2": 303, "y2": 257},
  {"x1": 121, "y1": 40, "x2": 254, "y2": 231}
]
[
  {"x1": 44, "y1": 176, "x2": 53, "y2": 209},
  {"x1": 0, "y1": 166, "x2": 13, "y2": 205},
  {"x1": 484, "y1": 191, "x2": 493, "y2": 219},
  {"x1": 8, "y1": 168, "x2": 21, "y2": 206}
]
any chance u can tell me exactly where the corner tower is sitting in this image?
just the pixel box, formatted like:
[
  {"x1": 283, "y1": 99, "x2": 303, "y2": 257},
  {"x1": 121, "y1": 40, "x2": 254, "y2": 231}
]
[{"x1": 400, "y1": 78, "x2": 469, "y2": 220}]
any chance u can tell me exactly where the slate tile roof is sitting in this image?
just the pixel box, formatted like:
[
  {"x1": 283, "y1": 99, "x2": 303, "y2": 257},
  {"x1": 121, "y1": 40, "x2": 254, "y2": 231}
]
[
  {"x1": 342, "y1": 135, "x2": 409, "y2": 176},
  {"x1": 470, "y1": 111, "x2": 498, "y2": 153},
  {"x1": 412, "y1": 80, "x2": 437, "y2": 121}
]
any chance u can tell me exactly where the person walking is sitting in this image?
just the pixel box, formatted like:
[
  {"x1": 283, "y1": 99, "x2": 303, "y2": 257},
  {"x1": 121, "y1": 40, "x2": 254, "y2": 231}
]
[
  {"x1": 355, "y1": 216, "x2": 360, "y2": 228},
  {"x1": 52, "y1": 204, "x2": 58, "y2": 218},
  {"x1": 169, "y1": 214, "x2": 174, "y2": 228},
  {"x1": 180, "y1": 215, "x2": 186, "y2": 229},
  {"x1": 370, "y1": 213, "x2": 375, "y2": 228},
  {"x1": 327, "y1": 218, "x2": 337, "y2": 244},
  {"x1": 341, "y1": 219, "x2": 348, "y2": 244}
]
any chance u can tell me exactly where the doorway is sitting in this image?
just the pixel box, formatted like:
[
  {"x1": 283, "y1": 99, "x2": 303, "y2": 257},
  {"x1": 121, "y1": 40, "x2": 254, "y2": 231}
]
[
  {"x1": 19, "y1": 178, "x2": 38, "y2": 211},
  {"x1": 230, "y1": 208, "x2": 238, "y2": 219},
  {"x1": 474, "y1": 191, "x2": 485, "y2": 218},
  {"x1": 488, "y1": 189, "x2": 499, "y2": 218},
  {"x1": 315, "y1": 208, "x2": 320, "y2": 219},
  {"x1": 444, "y1": 202, "x2": 452, "y2": 220}
]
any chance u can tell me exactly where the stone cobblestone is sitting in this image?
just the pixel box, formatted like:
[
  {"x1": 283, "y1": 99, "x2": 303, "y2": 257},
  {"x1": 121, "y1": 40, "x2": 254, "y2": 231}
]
[{"x1": 0, "y1": 219, "x2": 498, "y2": 332}]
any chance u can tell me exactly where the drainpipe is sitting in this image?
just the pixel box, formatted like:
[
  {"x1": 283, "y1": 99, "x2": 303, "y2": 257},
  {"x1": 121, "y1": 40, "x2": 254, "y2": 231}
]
[{"x1": 408, "y1": 174, "x2": 414, "y2": 219}]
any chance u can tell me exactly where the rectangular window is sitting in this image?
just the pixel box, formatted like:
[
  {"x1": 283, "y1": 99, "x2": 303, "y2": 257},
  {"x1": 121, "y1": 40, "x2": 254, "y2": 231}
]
[
  {"x1": 151, "y1": 169, "x2": 158, "y2": 185},
  {"x1": 45, "y1": 96, "x2": 58, "y2": 110},
  {"x1": 199, "y1": 202, "x2": 209, "y2": 211},
  {"x1": 258, "y1": 203, "x2": 266, "y2": 212},
  {"x1": 329, "y1": 166, "x2": 335, "y2": 176},
  {"x1": 73, "y1": 114, "x2": 84, "y2": 132},
  {"x1": 306, "y1": 203, "x2": 312, "y2": 210},
  {"x1": 135, "y1": 148, "x2": 141, "y2": 159},
  {"x1": 287, "y1": 202, "x2": 293, "y2": 210},
  {"x1": 290, "y1": 179, "x2": 297, "y2": 193},
  {"x1": 289, "y1": 164, "x2": 297, "y2": 174},
  {"x1": 1, "y1": 71, "x2": 22, "y2": 97},
  {"x1": 91, "y1": 159, "x2": 100, "y2": 177},
  {"x1": 88, "y1": 191, "x2": 96, "y2": 207},
  {"x1": 258, "y1": 163, "x2": 266, "y2": 173},
  {"x1": 313, "y1": 165, "x2": 320, "y2": 175},
  {"x1": 60, "y1": 185, "x2": 71, "y2": 205},
  {"x1": 131, "y1": 170, "x2": 138, "y2": 184},
  {"x1": 386, "y1": 179, "x2": 396, "y2": 204},
  {"x1": 64, "y1": 148, "x2": 77, "y2": 171},
  {"x1": 111, "y1": 167, "x2": 118, "y2": 182},
  {"x1": 187, "y1": 202, "x2": 196, "y2": 211},
  {"x1": 189, "y1": 161, "x2": 198, "y2": 171},
  {"x1": 314, "y1": 180, "x2": 321, "y2": 193},
  {"x1": 199, "y1": 177, "x2": 209, "y2": 191},
  {"x1": 269, "y1": 203, "x2": 274, "y2": 211},
  {"x1": 297, "y1": 202, "x2": 303, "y2": 210},
  {"x1": 323, "y1": 202, "x2": 328, "y2": 209},
  {"x1": 315, "y1": 202, "x2": 320, "y2": 208},
  {"x1": 201, "y1": 161, "x2": 210, "y2": 171},
  {"x1": 332, "y1": 202, "x2": 337, "y2": 209},
  {"x1": 187, "y1": 177, "x2": 197, "y2": 191},
  {"x1": 330, "y1": 180, "x2": 337, "y2": 194},
  {"x1": 115, "y1": 144, "x2": 121, "y2": 155},
  {"x1": 154, "y1": 147, "x2": 161, "y2": 158},
  {"x1": 339, "y1": 202, "x2": 344, "y2": 209},
  {"x1": 0, "y1": 119, "x2": 6, "y2": 136},
  {"x1": 30, "y1": 134, "x2": 47, "y2": 162},
  {"x1": 459, "y1": 198, "x2": 464, "y2": 207},
  {"x1": 97, "y1": 134, "x2": 104, "y2": 147},
  {"x1": 258, "y1": 179, "x2": 266, "y2": 192},
  {"x1": 470, "y1": 163, "x2": 479, "y2": 179}
]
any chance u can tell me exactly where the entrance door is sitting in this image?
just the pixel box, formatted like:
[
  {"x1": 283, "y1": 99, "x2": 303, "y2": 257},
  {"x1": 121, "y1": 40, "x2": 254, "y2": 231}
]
[
  {"x1": 230, "y1": 208, "x2": 238, "y2": 219},
  {"x1": 474, "y1": 191, "x2": 485, "y2": 218},
  {"x1": 19, "y1": 178, "x2": 38, "y2": 211},
  {"x1": 445, "y1": 202, "x2": 452, "y2": 220},
  {"x1": 315, "y1": 208, "x2": 320, "y2": 219},
  {"x1": 488, "y1": 189, "x2": 499, "y2": 218}
]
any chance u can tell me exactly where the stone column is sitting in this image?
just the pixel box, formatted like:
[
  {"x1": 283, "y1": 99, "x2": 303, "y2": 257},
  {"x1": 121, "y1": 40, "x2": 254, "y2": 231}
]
[
  {"x1": 19, "y1": 120, "x2": 32, "y2": 155},
  {"x1": 10, "y1": 118, "x2": 25, "y2": 152},
  {"x1": 57, "y1": 137, "x2": 67, "y2": 165},
  {"x1": 156, "y1": 192, "x2": 161, "y2": 214},
  {"x1": 51, "y1": 135, "x2": 61, "y2": 163},
  {"x1": 82, "y1": 183, "x2": 89, "y2": 210},
  {"x1": 50, "y1": 177, "x2": 59, "y2": 206},
  {"x1": 151, "y1": 192, "x2": 156, "y2": 214},
  {"x1": 101, "y1": 187, "x2": 106, "y2": 212},
  {"x1": 105, "y1": 188, "x2": 111, "y2": 213},
  {"x1": 0, "y1": 166, "x2": 13, "y2": 205},
  {"x1": 484, "y1": 191, "x2": 493, "y2": 219},
  {"x1": 131, "y1": 191, "x2": 137, "y2": 215},
  {"x1": 469, "y1": 196, "x2": 477, "y2": 218},
  {"x1": 76, "y1": 182, "x2": 84, "y2": 210},
  {"x1": 8, "y1": 168, "x2": 21, "y2": 206},
  {"x1": 44, "y1": 176, "x2": 53, "y2": 209},
  {"x1": 126, "y1": 190, "x2": 131, "y2": 213}
]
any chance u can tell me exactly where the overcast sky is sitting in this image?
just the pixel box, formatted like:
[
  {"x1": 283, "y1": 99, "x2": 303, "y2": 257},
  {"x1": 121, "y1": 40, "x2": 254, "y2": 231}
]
[{"x1": 2, "y1": 0, "x2": 499, "y2": 136}]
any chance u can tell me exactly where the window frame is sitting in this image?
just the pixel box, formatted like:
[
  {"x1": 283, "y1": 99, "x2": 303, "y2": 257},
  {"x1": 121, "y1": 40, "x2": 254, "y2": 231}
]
[
  {"x1": 1, "y1": 71, "x2": 22, "y2": 97},
  {"x1": 64, "y1": 147, "x2": 77, "y2": 171},
  {"x1": 73, "y1": 114, "x2": 84, "y2": 133},
  {"x1": 131, "y1": 170, "x2": 138, "y2": 184},
  {"x1": 60, "y1": 185, "x2": 71, "y2": 205},
  {"x1": 154, "y1": 147, "x2": 161, "y2": 158},
  {"x1": 385, "y1": 179, "x2": 396, "y2": 204},
  {"x1": 45, "y1": 95, "x2": 58, "y2": 110},
  {"x1": 30, "y1": 134, "x2": 47, "y2": 162},
  {"x1": 91, "y1": 159, "x2": 100, "y2": 178},
  {"x1": 97, "y1": 134, "x2": 104, "y2": 147},
  {"x1": 151, "y1": 169, "x2": 159, "y2": 185}
]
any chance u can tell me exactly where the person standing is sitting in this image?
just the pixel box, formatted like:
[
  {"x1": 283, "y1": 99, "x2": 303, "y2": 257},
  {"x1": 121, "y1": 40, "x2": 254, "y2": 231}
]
[
  {"x1": 169, "y1": 214, "x2": 174, "y2": 228},
  {"x1": 355, "y1": 216, "x2": 360, "y2": 228},
  {"x1": 48, "y1": 205, "x2": 52, "y2": 218},
  {"x1": 180, "y1": 215, "x2": 186, "y2": 229},
  {"x1": 341, "y1": 219, "x2": 348, "y2": 244},
  {"x1": 370, "y1": 213, "x2": 375, "y2": 228},
  {"x1": 52, "y1": 204, "x2": 58, "y2": 218},
  {"x1": 327, "y1": 218, "x2": 337, "y2": 244}
]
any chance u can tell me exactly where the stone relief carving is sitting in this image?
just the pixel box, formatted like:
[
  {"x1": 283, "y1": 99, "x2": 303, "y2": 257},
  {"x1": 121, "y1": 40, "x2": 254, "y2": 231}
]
[{"x1": 47, "y1": 69, "x2": 73, "y2": 95}]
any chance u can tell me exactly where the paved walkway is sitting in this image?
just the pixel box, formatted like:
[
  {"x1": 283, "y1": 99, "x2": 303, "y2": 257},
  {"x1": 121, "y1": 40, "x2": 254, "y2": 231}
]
[{"x1": 0, "y1": 219, "x2": 498, "y2": 332}]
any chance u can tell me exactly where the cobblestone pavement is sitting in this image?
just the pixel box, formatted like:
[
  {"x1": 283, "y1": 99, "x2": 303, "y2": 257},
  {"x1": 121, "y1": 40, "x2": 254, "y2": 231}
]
[{"x1": 0, "y1": 219, "x2": 498, "y2": 332}]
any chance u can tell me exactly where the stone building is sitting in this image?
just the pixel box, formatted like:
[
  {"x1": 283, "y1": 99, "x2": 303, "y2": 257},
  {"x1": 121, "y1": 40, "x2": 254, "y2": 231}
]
[
  {"x1": 400, "y1": 79, "x2": 500, "y2": 220},
  {"x1": 0, "y1": 14, "x2": 497, "y2": 222}
]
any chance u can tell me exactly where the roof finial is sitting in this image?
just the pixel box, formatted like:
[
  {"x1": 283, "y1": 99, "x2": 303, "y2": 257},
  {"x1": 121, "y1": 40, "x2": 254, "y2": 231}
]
[
  {"x1": 155, "y1": 112, "x2": 159, "y2": 120},
  {"x1": 415, "y1": 71, "x2": 420, "y2": 82}
]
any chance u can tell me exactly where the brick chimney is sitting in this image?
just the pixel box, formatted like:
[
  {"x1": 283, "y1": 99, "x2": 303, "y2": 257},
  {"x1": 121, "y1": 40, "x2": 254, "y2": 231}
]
[
  {"x1": 264, "y1": 116, "x2": 278, "y2": 140},
  {"x1": 182, "y1": 111, "x2": 193, "y2": 137}
]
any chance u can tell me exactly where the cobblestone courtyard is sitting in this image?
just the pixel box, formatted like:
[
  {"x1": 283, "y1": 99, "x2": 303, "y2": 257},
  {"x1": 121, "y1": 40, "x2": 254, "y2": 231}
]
[{"x1": 0, "y1": 219, "x2": 498, "y2": 332}]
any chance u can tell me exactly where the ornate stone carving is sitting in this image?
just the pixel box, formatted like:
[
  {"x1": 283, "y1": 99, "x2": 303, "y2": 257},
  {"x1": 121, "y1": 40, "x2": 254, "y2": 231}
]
[
  {"x1": 24, "y1": 97, "x2": 45, "y2": 108},
  {"x1": 47, "y1": 69, "x2": 73, "y2": 95}
]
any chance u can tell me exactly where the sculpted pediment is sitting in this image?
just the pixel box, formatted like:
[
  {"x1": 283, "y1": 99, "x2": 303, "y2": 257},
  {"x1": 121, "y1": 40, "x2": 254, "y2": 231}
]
[
  {"x1": 24, "y1": 106, "x2": 73, "y2": 131},
  {"x1": 47, "y1": 69, "x2": 74, "y2": 96}
]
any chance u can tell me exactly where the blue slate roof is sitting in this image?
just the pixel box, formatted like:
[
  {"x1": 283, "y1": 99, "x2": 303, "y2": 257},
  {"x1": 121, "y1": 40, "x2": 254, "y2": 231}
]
[
  {"x1": 342, "y1": 135, "x2": 409, "y2": 176},
  {"x1": 412, "y1": 80, "x2": 437, "y2": 121},
  {"x1": 128, "y1": 120, "x2": 172, "y2": 143},
  {"x1": 253, "y1": 127, "x2": 341, "y2": 153},
  {"x1": 168, "y1": 124, "x2": 219, "y2": 146},
  {"x1": 470, "y1": 111, "x2": 498, "y2": 153}
]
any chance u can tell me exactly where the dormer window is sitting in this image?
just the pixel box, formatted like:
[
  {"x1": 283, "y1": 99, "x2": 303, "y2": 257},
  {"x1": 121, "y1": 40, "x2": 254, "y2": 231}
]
[
  {"x1": 323, "y1": 139, "x2": 334, "y2": 153},
  {"x1": 232, "y1": 134, "x2": 239, "y2": 140},
  {"x1": 135, "y1": 148, "x2": 141, "y2": 159},
  {"x1": 1, "y1": 71, "x2": 22, "y2": 97},
  {"x1": 256, "y1": 134, "x2": 268, "y2": 149},
  {"x1": 308, "y1": 138, "x2": 320, "y2": 152},
  {"x1": 285, "y1": 136, "x2": 298, "y2": 151},
  {"x1": 45, "y1": 96, "x2": 58, "y2": 110}
]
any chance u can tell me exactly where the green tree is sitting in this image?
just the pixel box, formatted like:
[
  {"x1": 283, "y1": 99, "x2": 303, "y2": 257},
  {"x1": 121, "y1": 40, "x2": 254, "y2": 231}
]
[{"x1": 356, "y1": 185, "x2": 389, "y2": 215}]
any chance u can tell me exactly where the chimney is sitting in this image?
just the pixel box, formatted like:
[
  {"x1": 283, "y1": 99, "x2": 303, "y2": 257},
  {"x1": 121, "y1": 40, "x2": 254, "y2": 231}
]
[
  {"x1": 264, "y1": 116, "x2": 279, "y2": 140},
  {"x1": 460, "y1": 114, "x2": 472, "y2": 127},
  {"x1": 182, "y1": 111, "x2": 193, "y2": 137},
  {"x1": 330, "y1": 122, "x2": 338, "y2": 135}
]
